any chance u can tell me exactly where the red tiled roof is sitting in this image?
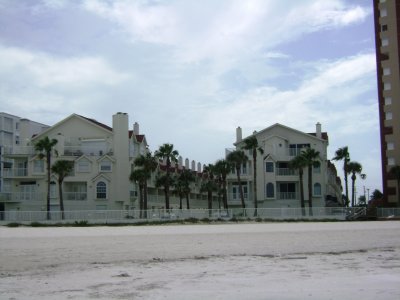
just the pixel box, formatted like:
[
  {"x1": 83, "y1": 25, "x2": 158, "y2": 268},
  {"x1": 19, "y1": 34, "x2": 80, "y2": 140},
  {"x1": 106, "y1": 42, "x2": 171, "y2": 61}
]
[
  {"x1": 129, "y1": 130, "x2": 145, "y2": 142},
  {"x1": 308, "y1": 132, "x2": 329, "y2": 141}
]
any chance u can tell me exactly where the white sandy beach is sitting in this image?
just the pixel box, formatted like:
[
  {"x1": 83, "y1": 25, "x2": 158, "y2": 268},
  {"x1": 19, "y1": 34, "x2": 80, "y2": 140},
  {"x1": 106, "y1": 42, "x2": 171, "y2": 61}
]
[{"x1": 1, "y1": 221, "x2": 400, "y2": 299}]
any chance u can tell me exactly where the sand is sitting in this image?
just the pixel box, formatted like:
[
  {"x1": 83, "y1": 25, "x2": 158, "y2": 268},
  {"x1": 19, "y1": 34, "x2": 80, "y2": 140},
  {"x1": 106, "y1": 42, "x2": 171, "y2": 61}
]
[{"x1": 1, "y1": 221, "x2": 400, "y2": 299}]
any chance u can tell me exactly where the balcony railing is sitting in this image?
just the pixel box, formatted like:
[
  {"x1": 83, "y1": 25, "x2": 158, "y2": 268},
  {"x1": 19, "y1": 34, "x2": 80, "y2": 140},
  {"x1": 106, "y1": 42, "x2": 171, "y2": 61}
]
[
  {"x1": 3, "y1": 168, "x2": 28, "y2": 177},
  {"x1": 0, "y1": 192, "x2": 45, "y2": 202},
  {"x1": 63, "y1": 146, "x2": 112, "y2": 157},
  {"x1": 276, "y1": 168, "x2": 297, "y2": 176},
  {"x1": 64, "y1": 192, "x2": 87, "y2": 201},
  {"x1": 278, "y1": 192, "x2": 297, "y2": 200},
  {"x1": 2, "y1": 146, "x2": 36, "y2": 155}
]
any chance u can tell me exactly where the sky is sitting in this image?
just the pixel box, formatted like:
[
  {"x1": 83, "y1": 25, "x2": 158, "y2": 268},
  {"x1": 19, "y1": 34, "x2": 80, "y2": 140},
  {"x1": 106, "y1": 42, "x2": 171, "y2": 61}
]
[{"x1": 0, "y1": 0, "x2": 380, "y2": 199}]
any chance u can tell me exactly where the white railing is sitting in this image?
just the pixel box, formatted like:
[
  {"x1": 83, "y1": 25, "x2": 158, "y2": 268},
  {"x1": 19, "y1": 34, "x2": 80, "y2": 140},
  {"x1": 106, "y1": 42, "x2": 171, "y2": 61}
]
[
  {"x1": 276, "y1": 168, "x2": 297, "y2": 176},
  {"x1": 0, "y1": 192, "x2": 45, "y2": 202},
  {"x1": 377, "y1": 208, "x2": 400, "y2": 218},
  {"x1": 63, "y1": 146, "x2": 112, "y2": 157},
  {"x1": 2, "y1": 146, "x2": 35, "y2": 155},
  {"x1": 0, "y1": 207, "x2": 368, "y2": 223},
  {"x1": 278, "y1": 192, "x2": 297, "y2": 200},
  {"x1": 3, "y1": 168, "x2": 28, "y2": 177},
  {"x1": 64, "y1": 192, "x2": 87, "y2": 201}
]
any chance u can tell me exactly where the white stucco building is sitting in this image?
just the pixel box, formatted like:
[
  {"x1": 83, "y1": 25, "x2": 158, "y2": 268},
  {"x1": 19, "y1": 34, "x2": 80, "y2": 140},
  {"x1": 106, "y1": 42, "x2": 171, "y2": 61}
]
[{"x1": 226, "y1": 123, "x2": 343, "y2": 208}]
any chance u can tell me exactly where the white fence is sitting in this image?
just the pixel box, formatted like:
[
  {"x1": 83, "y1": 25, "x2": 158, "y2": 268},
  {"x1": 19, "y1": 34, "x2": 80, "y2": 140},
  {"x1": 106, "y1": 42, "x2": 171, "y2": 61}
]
[{"x1": 0, "y1": 207, "x2": 372, "y2": 224}]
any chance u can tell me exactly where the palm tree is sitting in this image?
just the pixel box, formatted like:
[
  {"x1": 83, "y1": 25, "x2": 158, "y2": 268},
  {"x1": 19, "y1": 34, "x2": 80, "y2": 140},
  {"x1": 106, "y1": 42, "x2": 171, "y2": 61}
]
[
  {"x1": 129, "y1": 168, "x2": 148, "y2": 218},
  {"x1": 227, "y1": 150, "x2": 248, "y2": 209},
  {"x1": 155, "y1": 172, "x2": 175, "y2": 210},
  {"x1": 346, "y1": 161, "x2": 364, "y2": 207},
  {"x1": 289, "y1": 154, "x2": 307, "y2": 216},
  {"x1": 35, "y1": 136, "x2": 58, "y2": 219},
  {"x1": 332, "y1": 146, "x2": 350, "y2": 207},
  {"x1": 51, "y1": 160, "x2": 74, "y2": 220},
  {"x1": 214, "y1": 159, "x2": 232, "y2": 209},
  {"x1": 201, "y1": 164, "x2": 218, "y2": 212},
  {"x1": 154, "y1": 144, "x2": 179, "y2": 210},
  {"x1": 178, "y1": 169, "x2": 196, "y2": 209},
  {"x1": 389, "y1": 165, "x2": 400, "y2": 207},
  {"x1": 242, "y1": 136, "x2": 264, "y2": 216},
  {"x1": 301, "y1": 148, "x2": 320, "y2": 216},
  {"x1": 134, "y1": 152, "x2": 158, "y2": 214}
]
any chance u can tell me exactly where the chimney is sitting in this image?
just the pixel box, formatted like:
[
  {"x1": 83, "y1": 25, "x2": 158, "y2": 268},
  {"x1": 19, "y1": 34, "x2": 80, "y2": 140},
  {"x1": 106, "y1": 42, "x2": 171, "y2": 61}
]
[
  {"x1": 185, "y1": 158, "x2": 189, "y2": 169},
  {"x1": 236, "y1": 126, "x2": 242, "y2": 143},
  {"x1": 316, "y1": 122, "x2": 322, "y2": 139},
  {"x1": 178, "y1": 156, "x2": 183, "y2": 168},
  {"x1": 191, "y1": 160, "x2": 196, "y2": 171},
  {"x1": 133, "y1": 122, "x2": 139, "y2": 135}
]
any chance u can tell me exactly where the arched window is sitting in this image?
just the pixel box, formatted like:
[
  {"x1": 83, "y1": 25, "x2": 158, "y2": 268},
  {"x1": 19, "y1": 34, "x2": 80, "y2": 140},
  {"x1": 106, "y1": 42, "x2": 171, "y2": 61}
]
[
  {"x1": 313, "y1": 183, "x2": 321, "y2": 196},
  {"x1": 266, "y1": 183, "x2": 274, "y2": 198},
  {"x1": 96, "y1": 181, "x2": 107, "y2": 199}
]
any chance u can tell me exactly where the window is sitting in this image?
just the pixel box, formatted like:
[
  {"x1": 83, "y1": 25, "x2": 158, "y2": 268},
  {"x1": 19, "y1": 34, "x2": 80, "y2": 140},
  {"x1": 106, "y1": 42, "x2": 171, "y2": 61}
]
[
  {"x1": 232, "y1": 185, "x2": 248, "y2": 199},
  {"x1": 388, "y1": 157, "x2": 395, "y2": 166},
  {"x1": 96, "y1": 181, "x2": 107, "y2": 199},
  {"x1": 313, "y1": 164, "x2": 321, "y2": 174},
  {"x1": 384, "y1": 82, "x2": 391, "y2": 90},
  {"x1": 15, "y1": 136, "x2": 20, "y2": 145},
  {"x1": 386, "y1": 112, "x2": 393, "y2": 120},
  {"x1": 313, "y1": 183, "x2": 322, "y2": 196},
  {"x1": 385, "y1": 97, "x2": 392, "y2": 105},
  {"x1": 266, "y1": 183, "x2": 274, "y2": 198},
  {"x1": 265, "y1": 162, "x2": 274, "y2": 173},
  {"x1": 383, "y1": 67, "x2": 391, "y2": 75},
  {"x1": 289, "y1": 144, "x2": 310, "y2": 156},
  {"x1": 99, "y1": 160, "x2": 112, "y2": 172},
  {"x1": 382, "y1": 38, "x2": 389, "y2": 47},
  {"x1": 33, "y1": 160, "x2": 44, "y2": 173},
  {"x1": 381, "y1": 24, "x2": 388, "y2": 31},
  {"x1": 387, "y1": 142, "x2": 394, "y2": 150},
  {"x1": 77, "y1": 160, "x2": 91, "y2": 173},
  {"x1": 242, "y1": 163, "x2": 247, "y2": 175},
  {"x1": 380, "y1": 8, "x2": 387, "y2": 17}
]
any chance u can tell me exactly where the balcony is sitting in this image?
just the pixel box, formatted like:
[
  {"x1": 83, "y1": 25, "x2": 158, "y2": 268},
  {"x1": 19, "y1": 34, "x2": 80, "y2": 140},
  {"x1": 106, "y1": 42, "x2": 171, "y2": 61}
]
[
  {"x1": 64, "y1": 192, "x2": 87, "y2": 201},
  {"x1": 276, "y1": 168, "x2": 297, "y2": 176},
  {"x1": 63, "y1": 146, "x2": 112, "y2": 157},
  {"x1": 277, "y1": 192, "x2": 297, "y2": 200},
  {"x1": 3, "y1": 168, "x2": 28, "y2": 177},
  {"x1": 0, "y1": 192, "x2": 45, "y2": 202},
  {"x1": 3, "y1": 146, "x2": 35, "y2": 156}
]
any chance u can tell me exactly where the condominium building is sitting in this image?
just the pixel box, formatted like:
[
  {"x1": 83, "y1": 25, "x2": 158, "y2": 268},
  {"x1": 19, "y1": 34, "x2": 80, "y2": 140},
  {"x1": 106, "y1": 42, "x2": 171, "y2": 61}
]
[
  {"x1": 0, "y1": 112, "x2": 208, "y2": 213},
  {"x1": 226, "y1": 123, "x2": 342, "y2": 208},
  {"x1": 373, "y1": 0, "x2": 400, "y2": 205},
  {"x1": 0, "y1": 112, "x2": 49, "y2": 194}
]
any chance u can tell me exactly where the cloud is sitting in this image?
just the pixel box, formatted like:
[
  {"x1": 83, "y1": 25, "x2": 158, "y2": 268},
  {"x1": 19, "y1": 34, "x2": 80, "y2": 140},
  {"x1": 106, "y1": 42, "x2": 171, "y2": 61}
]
[
  {"x1": 204, "y1": 53, "x2": 376, "y2": 135},
  {"x1": 82, "y1": 0, "x2": 370, "y2": 65},
  {"x1": 0, "y1": 46, "x2": 129, "y2": 88}
]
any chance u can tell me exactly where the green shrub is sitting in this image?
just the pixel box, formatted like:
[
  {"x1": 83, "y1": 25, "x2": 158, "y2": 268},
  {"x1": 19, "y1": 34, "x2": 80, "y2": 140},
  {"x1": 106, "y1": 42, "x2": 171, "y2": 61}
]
[
  {"x1": 6, "y1": 222, "x2": 20, "y2": 227},
  {"x1": 74, "y1": 220, "x2": 89, "y2": 226}
]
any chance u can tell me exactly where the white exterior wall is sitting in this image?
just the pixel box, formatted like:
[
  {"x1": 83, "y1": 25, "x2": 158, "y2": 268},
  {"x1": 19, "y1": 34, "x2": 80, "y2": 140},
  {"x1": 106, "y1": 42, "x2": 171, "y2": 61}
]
[{"x1": 228, "y1": 124, "x2": 335, "y2": 208}]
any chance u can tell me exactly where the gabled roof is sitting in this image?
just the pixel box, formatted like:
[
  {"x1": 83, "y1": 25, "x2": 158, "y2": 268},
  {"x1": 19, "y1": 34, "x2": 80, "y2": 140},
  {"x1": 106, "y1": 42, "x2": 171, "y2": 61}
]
[
  {"x1": 78, "y1": 115, "x2": 112, "y2": 131},
  {"x1": 238, "y1": 123, "x2": 328, "y2": 145},
  {"x1": 32, "y1": 114, "x2": 113, "y2": 140}
]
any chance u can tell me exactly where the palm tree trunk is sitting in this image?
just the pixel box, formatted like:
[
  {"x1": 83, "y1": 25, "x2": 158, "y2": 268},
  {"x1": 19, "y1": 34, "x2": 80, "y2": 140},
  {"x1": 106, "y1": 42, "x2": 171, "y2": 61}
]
[
  {"x1": 144, "y1": 182, "x2": 148, "y2": 218},
  {"x1": 308, "y1": 165, "x2": 313, "y2": 216},
  {"x1": 253, "y1": 151, "x2": 258, "y2": 216},
  {"x1": 179, "y1": 195, "x2": 183, "y2": 210},
  {"x1": 397, "y1": 179, "x2": 400, "y2": 207},
  {"x1": 222, "y1": 177, "x2": 228, "y2": 209},
  {"x1": 186, "y1": 193, "x2": 190, "y2": 209},
  {"x1": 344, "y1": 162, "x2": 349, "y2": 207},
  {"x1": 164, "y1": 187, "x2": 170, "y2": 210},
  {"x1": 299, "y1": 170, "x2": 305, "y2": 216},
  {"x1": 139, "y1": 183, "x2": 144, "y2": 218},
  {"x1": 351, "y1": 174, "x2": 356, "y2": 207},
  {"x1": 237, "y1": 167, "x2": 245, "y2": 209},
  {"x1": 58, "y1": 180, "x2": 65, "y2": 220},
  {"x1": 46, "y1": 152, "x2": 51, "y2": 220}
]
